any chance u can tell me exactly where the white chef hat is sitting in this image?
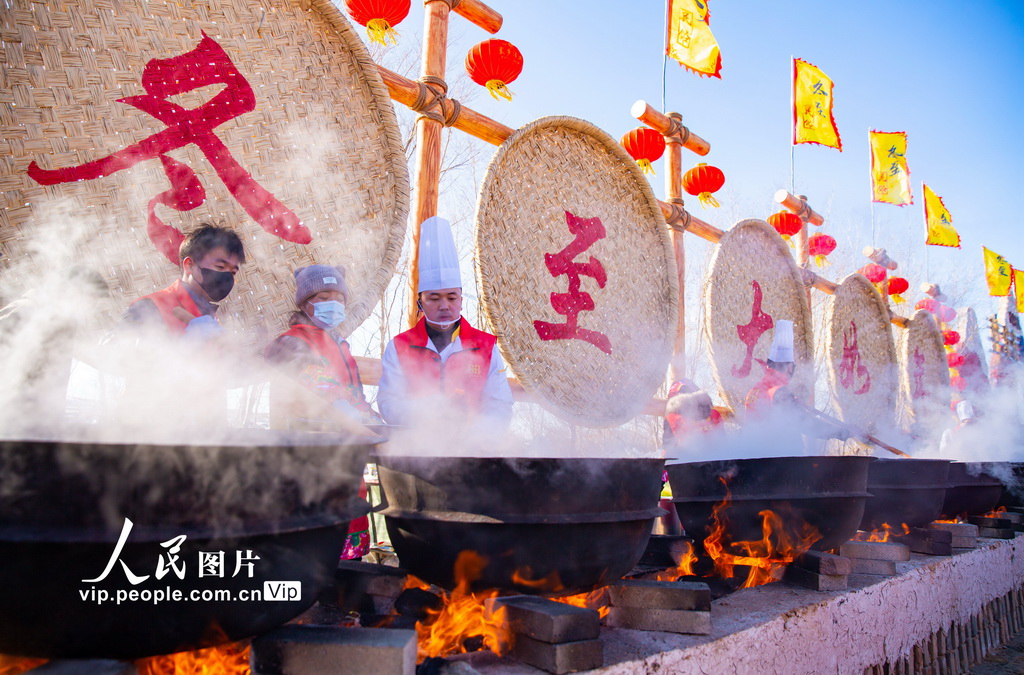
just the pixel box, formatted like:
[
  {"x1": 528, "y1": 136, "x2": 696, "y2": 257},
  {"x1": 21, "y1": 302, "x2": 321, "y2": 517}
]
[
  {"x1": 956, "y1": 400, "x2": 975, "y2": 423},
  {"x1": 768, "y1": 320, "x2": 795, "y2": 363},
  {"x1": 417, "y1": 216, "x2": 462, "y2": 293}
]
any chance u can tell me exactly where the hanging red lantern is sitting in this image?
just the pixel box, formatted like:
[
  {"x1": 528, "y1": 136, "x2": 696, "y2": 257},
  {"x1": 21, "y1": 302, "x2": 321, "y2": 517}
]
[
  {"x1": 947, "y1": 352, "x2": 965, "y2": 369},
  {"x1": 939, "y1": 305, "x2": 957, "y2": 324},
  {"x1": 344, "y1": 0, "x2": 411, "y2": 45},
  {"x1": 808, "y1": 233, "x2": 836, "y2": 267},
  {"x1": 942, "y1": 330, "x2": 961, "y2": 347},
  {"x1": 915, "y1": 298, "x2": 939, "y2": 315},
  {"x1": 858, "y1": 263, "x2": 887, "y2": 284},
  {"x1": 887, "y1": 277, "x2": 909, "y2": 304},
  {"x1": 620, "y1": 128, "x2": 666, "y2": 175},
  {"x1": 767, "y1": 211, "x2": 802, "y2": 239},
  {"x1": 682, "y1": 163, "x2": 726, "y2": 208},
  {"x1": 465, "y1": 39, "x2": 524, "y2": 101}
]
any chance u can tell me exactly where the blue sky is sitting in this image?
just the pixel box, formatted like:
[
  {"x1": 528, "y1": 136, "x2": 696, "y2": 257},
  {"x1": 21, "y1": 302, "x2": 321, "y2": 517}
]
[{"x1": 379, "y1": 0, "x2": 1024, "y2": 317}]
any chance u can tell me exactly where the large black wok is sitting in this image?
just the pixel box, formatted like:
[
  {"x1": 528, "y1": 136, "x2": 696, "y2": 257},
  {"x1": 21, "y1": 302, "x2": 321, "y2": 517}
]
[
  {"x1": 860, "y1": 458, "x2": 951, "y2": 530},
  {"x1": 667, "y1": 456, "x2": 873, "y2": 552},
  {"x1": 376, "y1": 456, "x2": 664, "y2": 594},
  {"x1": 941, "y1": 462, "x2": 1004, "y2": 518},
  {"x1": 0, "y1": 429, "x2": 376, "y2": 659}
]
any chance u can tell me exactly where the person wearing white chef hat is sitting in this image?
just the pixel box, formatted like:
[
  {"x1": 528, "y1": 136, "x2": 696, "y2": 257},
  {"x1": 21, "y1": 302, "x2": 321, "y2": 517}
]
[{"x1": 378, "y1": 216, "x2": 513, "y2": 431}]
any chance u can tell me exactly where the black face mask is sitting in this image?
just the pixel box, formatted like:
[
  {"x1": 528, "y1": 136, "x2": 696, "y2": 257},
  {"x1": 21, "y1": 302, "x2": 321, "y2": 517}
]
[{"x1": 196, "y1": 266, "x2": 235, "y2": 302}]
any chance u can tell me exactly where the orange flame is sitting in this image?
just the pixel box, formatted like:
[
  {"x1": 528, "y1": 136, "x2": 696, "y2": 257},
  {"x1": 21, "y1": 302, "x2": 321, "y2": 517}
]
[
  {"x1": 135, "y1": 641, "x2": 251, "y2": 674},
  {"x1": 0, "y1": 655, "x2": 46, "y2": 675},
  {"x1": 702, "y1": 481, "x2": 821, "y2": 588},
  {"x1": 415, "y1": 551, "x2": 511, "y2": 662},
  {"x1": 653, "y1": 540, "x2": 698, "y2": 582},
  {"x1": 983, "y1": 506, "x2": 1008, "y2": 519},
  {"x1": 552, "y1": 587, "x2": 611, "y2": 619},
  {"x1": 853, "y1": 523, "x2": 910, "y2": 542}
]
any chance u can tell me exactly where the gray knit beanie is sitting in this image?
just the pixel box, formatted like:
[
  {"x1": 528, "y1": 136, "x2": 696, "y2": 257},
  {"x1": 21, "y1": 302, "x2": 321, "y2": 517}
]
[{"x1": 294, "y1": 264, "x2": 349, "y2": 305}]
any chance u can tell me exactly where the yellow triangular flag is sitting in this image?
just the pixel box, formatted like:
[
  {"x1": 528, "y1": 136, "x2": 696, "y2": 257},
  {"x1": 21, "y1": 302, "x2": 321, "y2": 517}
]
[
  {"x1": 983, "y1": 247, "x2": 1012, "y2": 296},
  {"x1": 666, "y1": 0, "x2": 722, "y2": 78},
  {"x1": 923, "y1": 184, "x2": 961, "y2": 248},
  {"x1": 793, "y1": 58, "x2": 841, "y2": 150}
]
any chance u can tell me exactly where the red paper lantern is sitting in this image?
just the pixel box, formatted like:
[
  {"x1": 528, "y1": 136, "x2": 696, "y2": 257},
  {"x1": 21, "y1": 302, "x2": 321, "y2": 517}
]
[
  {"x1": 807, "y1": 233, "x2": 836, "y2": 267},
  {"x1": 344, "y1": 0, "x2": 411, "y2": 45},
  {"x1": 948, "y1": 352, "x2": 965, "y2": 369},
  {"x1": 858, "y1": 263, "x2": 888, "y2": 284},
  {"x1": 465, "y1": 39, "x2": 524, "y2": 101},
  {"x1": 943, "y1": 330, "x2": 961, "y2": 347},
  {"x1": 682, "y1": 163, "x2": 726, "y2": 208},
  {"x1": 939, "y1": 305, "x2": 957, "y2": 324},
  {"x1": 915, "y1": 298, "x2": 939, "y2": 314},
  {"x1": 768, "y1": 211, "x2": 802, "y2": 239},
  {"x1": 887, "y1": 277, "x2": 909, "y2": 304},
  {"x1": 620, "y1": 127, "x2": 666, "y2": 175}
]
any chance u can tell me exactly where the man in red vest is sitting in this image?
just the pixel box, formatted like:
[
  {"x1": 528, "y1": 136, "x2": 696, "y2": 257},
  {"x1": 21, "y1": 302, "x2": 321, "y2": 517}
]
[
  {"x1": 378, "y1": 217, "x2": 513, "y2": 431},
  {"x1": 122, "y1": 224, "x2": 245, "y2": 334}
]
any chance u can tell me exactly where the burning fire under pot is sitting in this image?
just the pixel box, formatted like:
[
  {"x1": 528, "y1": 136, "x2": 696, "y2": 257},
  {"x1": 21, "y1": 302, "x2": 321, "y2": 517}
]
[
  {"x1": 375, "y1": 456, "x2": 666, "y2": 595},
  {"x1": 666, "y1": 456, "x2": 873, "y2": 587},
  {"x1": 0, "y1": 429, "x2": 378, "y2": 660}
]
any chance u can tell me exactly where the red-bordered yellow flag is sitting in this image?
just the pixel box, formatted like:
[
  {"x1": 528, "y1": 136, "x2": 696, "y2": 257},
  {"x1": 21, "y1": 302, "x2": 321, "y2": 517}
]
[
  {"x1": 923, "y1": 184, "x2": 960, "y2": 248},
  {"x1": 983, "y1": 247, "x2": 1012, "y2": 296},
  {"x1": 869, "y1": 131, "x2": 912, "y2": 205},
  {"x1": 1015, "y1": 268, "x2": 1024, "y2": 313},
  {"x1": 666, "y1": 0, "x2": 722, "y2": 78},
  {"x1": 793, "y1": 58, "x2": 841, "y2": 150}
]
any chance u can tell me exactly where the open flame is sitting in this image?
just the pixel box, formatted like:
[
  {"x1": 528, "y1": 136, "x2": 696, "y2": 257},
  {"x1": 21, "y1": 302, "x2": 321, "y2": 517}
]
[
  {"x1": 702, "y1": 481, "x2": 821, "y2": 588},
  {"x1": 413, "y1": 551, "x2": 511, "y2": 662},
  {"x1": 134, "y1": 641, "x2": 251, "y2": 674},
  {"x1": 853, "y1": 522, "x2": 911, "y2": 542},
  {"x1": 0, "y1": 655, "x2": 46, "y2": 675},
  {"x1": 510, "y1": 568, "x2": 611, "y2": 619},
  {"x1": 653, "y1": 540, "x2": 698, "y2": 582},
  {"x1": 983, "y1": 506, "x2": 1009, "y2": 519}
]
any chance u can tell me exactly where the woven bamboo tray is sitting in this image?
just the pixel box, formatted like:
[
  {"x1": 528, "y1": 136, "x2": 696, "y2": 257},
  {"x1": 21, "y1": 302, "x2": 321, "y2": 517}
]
[
  {"x1": 825, "y1": 273, "x2": 897, "y2": 434},
  {"x1": 0, "y1": 0, "x2": 408, "y2": 344},
  {"x1": 475, "y1": 116, "x2": 678, "y2": 427},
  {"x1": 899, "y1": 309, "x2": 951, "y2": 430},
  {"x1": 704, "y1": 218, "x2": 813, "y2": 413}
]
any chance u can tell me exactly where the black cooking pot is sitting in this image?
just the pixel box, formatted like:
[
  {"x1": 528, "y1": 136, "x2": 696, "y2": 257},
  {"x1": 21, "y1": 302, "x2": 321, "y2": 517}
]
[
  {"x1": 376, "y1": 456, "x2": 664, "y2": 594},
  {"x1": 941, "y1": 462, "x2": 1004, "y2": 518},
  {"x1": 860, "y1": 458, "x2": 951, "y2": 530},
  {"x1": 667, "y1": 456, "x2": 873, "y2": 552},
  {"x1": 990, "y1": 462, "x2": 1024, "y2": 508},
  {"x1": 0, "y1": 429, "x2": 376, "y2": 659}
]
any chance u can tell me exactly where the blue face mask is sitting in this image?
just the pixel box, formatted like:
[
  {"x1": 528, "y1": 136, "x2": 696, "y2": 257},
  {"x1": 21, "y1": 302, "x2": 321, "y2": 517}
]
[{"x1": 311, "y1": 300, "x2": 346, "y2": 329}]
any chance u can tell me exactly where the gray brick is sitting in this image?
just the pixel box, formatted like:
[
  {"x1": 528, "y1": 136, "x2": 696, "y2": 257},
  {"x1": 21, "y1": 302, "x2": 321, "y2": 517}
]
[
  {"x1": 782, "y1": 565, "x2": 847, "y2": 591},
  {"x1": 607, "y1": 579, "x2": 710, "y2": 611},
  {"x1": 510, "y1": 634, "x2": 602, "y2": 674},
  {"x1": 849, "y1": 557, "x2": 897, "y2": 575},
  {"x1": 251, "y1": 625, "x2": 416, "y2": 675},
  {"x1": 485, "y1": 596, "x2": 600, "y2": 643},
  {"x1": 840, "y1": 541, "x2": 911, "y2": 561},
  {"x1": 606, "y1": 607, "x2": 712, "y2": 635}
]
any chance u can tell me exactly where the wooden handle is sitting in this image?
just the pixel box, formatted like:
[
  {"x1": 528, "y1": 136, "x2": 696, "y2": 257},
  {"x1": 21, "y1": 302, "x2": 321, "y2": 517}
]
[
  {"x1": 773, "y1": 190, "x2": 824, "y2": 226},
  {"x1": 796, "y1": 402, "x2": 911, "y2": 458},
  {"x1": 630, "y1": 100, "x2": 711, "y2": 156}
]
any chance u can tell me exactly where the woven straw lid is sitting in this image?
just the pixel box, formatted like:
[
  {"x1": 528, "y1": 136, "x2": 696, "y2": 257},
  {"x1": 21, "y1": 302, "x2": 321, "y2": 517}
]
[
  {"x1": 0, "y1": 0, "x2": 408, "y2": 345},
  {"x1": 899, "y1": 309, "x2": 951, "y2": 429},
  {"x1": 704, "y1": 218, "x2": 813, "y2": 413},
  {"x1": 825, "y1": 273, "x2": 898, "y2": 434},
  {"x1": 475, "y1": 116, "x2": 678, "y2": 427}
]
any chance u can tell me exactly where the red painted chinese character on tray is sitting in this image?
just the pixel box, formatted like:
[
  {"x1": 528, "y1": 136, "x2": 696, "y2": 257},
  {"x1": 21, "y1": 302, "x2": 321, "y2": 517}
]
[
  {"x1": 533, "y1": 211, "x2": 612, "y2": 355},
  {"x1": 838, "y1": 320, "x2": 871, "y2": 395},
  {"x1": 731, "y1": 280, "x2": 773, "y2": 378},
  {"x1": 911, "y1": 347, "x2": 927, "y2": 399},
  {"x1": 27, "y1": 33, "x2": 310, "y2": 264}
]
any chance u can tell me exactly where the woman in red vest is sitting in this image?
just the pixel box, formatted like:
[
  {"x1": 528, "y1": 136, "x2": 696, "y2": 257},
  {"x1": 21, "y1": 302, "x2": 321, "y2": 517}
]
[{"x1": 265, "y1": 264, "x2": 376, "y2": 560}]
